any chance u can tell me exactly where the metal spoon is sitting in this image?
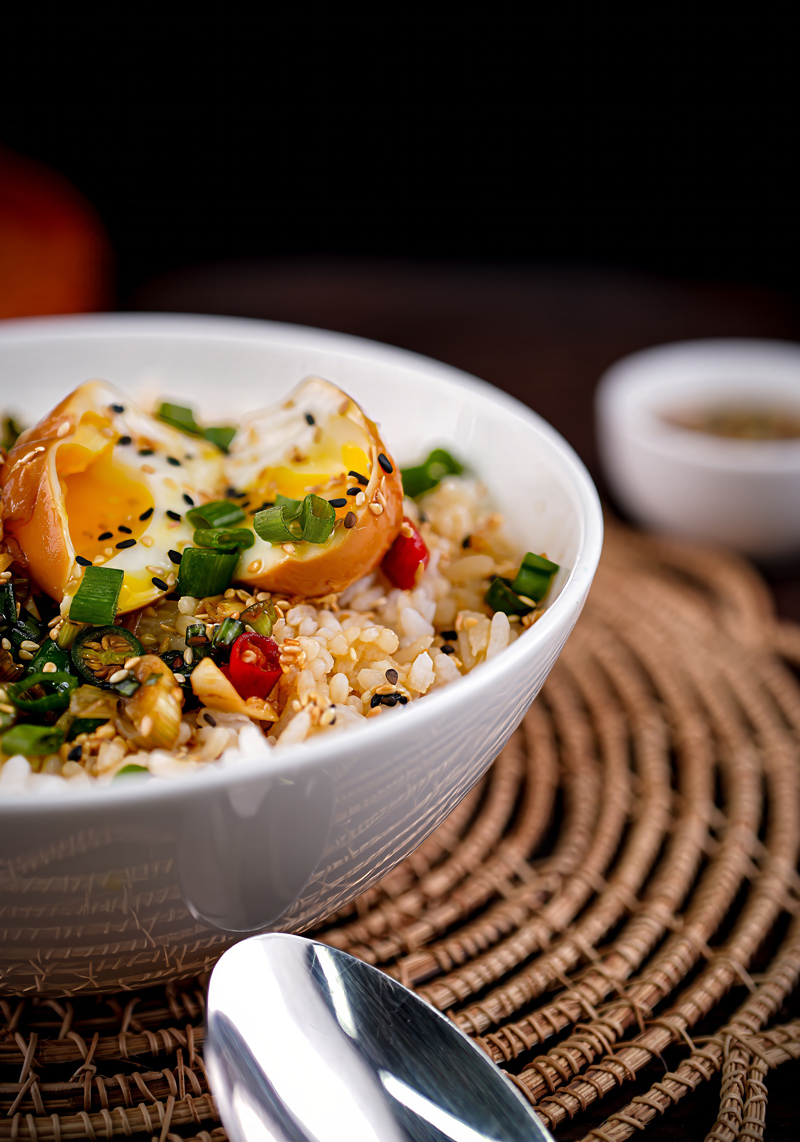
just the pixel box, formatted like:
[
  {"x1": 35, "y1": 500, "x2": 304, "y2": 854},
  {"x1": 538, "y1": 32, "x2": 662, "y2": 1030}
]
[{"x1": 207, "y1": 932, "x2": 556, "y2": 1142}]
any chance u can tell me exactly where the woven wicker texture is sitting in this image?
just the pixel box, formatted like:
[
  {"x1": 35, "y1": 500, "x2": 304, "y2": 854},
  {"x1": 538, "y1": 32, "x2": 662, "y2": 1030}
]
[{"x1": 1, "y1": 519, "x2": 799, "y2": 1141}]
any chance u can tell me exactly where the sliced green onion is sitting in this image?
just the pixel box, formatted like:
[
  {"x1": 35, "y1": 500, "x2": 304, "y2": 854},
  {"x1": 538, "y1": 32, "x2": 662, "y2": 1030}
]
[
  {"x1": 7, "y1": 672, "x2": 78, "y2": 714},
  {"x1": 56, "y1": 619, "x2": 81, "y2": 650},
  {"x1": 511, "y1": 552, "x2": 560, "y2": 604},
  {"x1": 25, "y1": 641, "x2": 72, "y2": 677},
  {"x1": 114, "y1": 763, "x2": 151, "y2": 779},
  {"x1": 186, "y1": 500, "x2": 246, "y2": 529},
  {"x1": 156, "y1": 402, "x2": 202, "y2": 436},
  {"x1": 212, "y1": 617, "x2": 245, "y2": 659},
  {"x1": 69, "y1": 566, "x2": 124, "y2": 625},
  {"x1": 175, "y1": 548, "x2": 239, "y2": 598},
  {"x1": 484, "y1": 577, "x2": 535, "y2": 617},
  {"x1": 298, "y1": 494, "x2": 336, "y2": 543},
  {"x1": 240, "y1": 600, "x2": 276, "y2": 637},
  {"x1": 0, "y1": 582, "x2": 16, "y2": 629},
  {"x1": 253, "y1": 493, "x2": 335, "y2": 545},
  {"x1": 67, "y1": 717, "x2": 109, "y2": 740},
  {"x1": 401, "y1": 448, "x2": 464, "y2": 498},
  {"x1": 1, "y1": 724, "x2": 64, "y2": 757},
  {"x1": 2, "y1": 414, "x2": 24, "y2": 452},
  {"x1": 193, "y1": 527, "x2": 255, "y2": 551},
  {"x1": 8, "y1": 613, "x2": 43, "y2": 652},
  {"x1": 115, "y1": 676, "x2": 141, "y2": 697},
  {"x1": 204, "y1": 425, "x2": 237, "y2": 453}
]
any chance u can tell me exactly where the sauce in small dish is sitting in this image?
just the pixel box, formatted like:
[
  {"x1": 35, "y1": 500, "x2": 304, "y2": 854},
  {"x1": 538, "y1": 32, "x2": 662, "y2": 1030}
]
[{"x1": 662, "y1": 403, "x2": 800, "y2": 441}]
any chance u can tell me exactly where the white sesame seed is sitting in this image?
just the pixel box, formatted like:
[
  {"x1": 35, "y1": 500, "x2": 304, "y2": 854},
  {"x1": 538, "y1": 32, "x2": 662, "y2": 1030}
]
[
  {"x1": 108, "y1": 669, "x2": 129, "y2": 684},
  {"x1": 140, "y1": 536, "x2": 154, "y2": 547},
  {"x1": 49, "y1": 628, "x2": 60, "y2": 641},
  {"x1": 247, "y1": 560, "x2": 263, "y2": 574},
  {"x1": 183, "y1": 647, "x2": 193, "y2": 665},
  {"x1": 368, "y1": 502, "x2": 384, "y2": 515},
  {"x1": 42, "y1": 661, "x2": 58, "y2": 673},
  {"x1": 173, "y1": 672, "x2": 186, "y2": 683},
  {"x1": 355, "y1": 491, "x2": 366, "y2": 506},
  {"x1": 0, "y1": 571, "x2": 12, "y2": 581},
  {"x1": 281, "y1": 543, "x2": 296, "y2": 555},
  {"x1": 123, "y1": 657, "x2": 140, "y2": 670},
  {"x1": 56, "y1": 420, "x2": 71, "y2": 437},
  {"x1": 140, "y1": 715, "x2": 154, "y2": 737},
  {"x1": 93, "y1": 556, "x2": 106, "y2": 564},
  {"x1": 146, "y1": 565, "x2": 165, "y2": 575},
  {"x1": 104, "y1": 548, "x2": 113, "y2": 556},
  {"x1": 141, "y1": 464, "x2": 156, "y2": 474},
  {"x1": 20, "y1": 639, "x2": 40, "y2": 652},
  {"x1": 167, "y1": 573, "x2": 176, "y2": 586},
  {"x1": 18, "y1": 649, "x2": 34, "y2": 661},
  {"x1": 1, "y1": 638, "x2": 10, "y2": 651}
]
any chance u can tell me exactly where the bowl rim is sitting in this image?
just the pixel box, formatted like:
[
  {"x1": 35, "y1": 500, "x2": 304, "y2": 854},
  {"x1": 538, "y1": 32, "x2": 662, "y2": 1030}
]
[
  {"x1": 596, "y1": 337, "x2": 800, "y2": 472},
  {"x1": 0, "y1": 312, "x2": 603, "y2": 811}
]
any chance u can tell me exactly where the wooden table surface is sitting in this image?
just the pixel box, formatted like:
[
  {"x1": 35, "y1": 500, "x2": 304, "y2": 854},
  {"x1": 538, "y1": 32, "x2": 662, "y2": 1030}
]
[{"x1": 132, "y1": 258, "x2": 800, "y2": 1140}]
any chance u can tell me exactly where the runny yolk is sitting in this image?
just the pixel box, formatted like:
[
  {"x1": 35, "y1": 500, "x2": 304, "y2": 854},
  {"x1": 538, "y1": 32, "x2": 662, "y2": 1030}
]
[{"x1": 63, "y1": 448, "x2": 153, "y2": 564}]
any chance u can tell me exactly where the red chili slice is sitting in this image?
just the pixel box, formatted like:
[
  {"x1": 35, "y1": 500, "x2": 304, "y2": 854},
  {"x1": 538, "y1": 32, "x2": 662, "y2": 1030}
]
[
  {"x1": 381, "y1": 518, "x2": 430, "y2": 590},
  {"x1": 227, "y1": 632, "x2": 282, "y2": 700}
]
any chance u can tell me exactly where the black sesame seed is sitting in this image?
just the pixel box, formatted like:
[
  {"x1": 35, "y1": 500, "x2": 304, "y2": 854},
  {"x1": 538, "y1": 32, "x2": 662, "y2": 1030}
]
[
  {"x1": 183, "y1": 494, "x2": 195, "y2": 506},
  {"x1": 227, "y1": 487, "x2": 247, "y2": 498},
  {"x1": 67, "y1": 745, "x2": 83, "y2": 761},
  {"x1": 343, "y1": 511, "x2": 357, "y2": 529},
  {"x1": 118, "y1": 525, "x2": 132, "y2": 534},
  {"x1": 347, "y1": 487, "x2": 361, "y2": 496},
  {"x1": 98, "y1": 531, "x2": 113, "y2": 541},
  {"x1": 151, "y1": 576, "x2": 169, "y2": 591},
  {"x1": 378, "y1": 453, "x2": 393, "y2": 474},
  {"x1": 166, "y1": 510, "x2": 181, "y2": 521},
  {"x1": 382, "y1": 694, "x2": 398, "y2": 706},
  {"x1": 116, "y1": 538, "x2": 136, "y2": 549},
  {"x1": 370, "y1": 693, "x2": 382, "y2": 709},
  {"x1": 138, "y1": 449, "x2": 154, "y2": 456},
  {"x1": 139, "y1": 507, "x2": 154, "y2": 520},
  {"x1": 440, "y1": 644, "x2": 456, "y2": 655},
  {"x1": 167, "y1": 456, "x2": 181, "y2": 467},
  {"x1": 304, "y1": 412, "x2": 315, "y2": 425},
  {"x1": 75, "y1": 555, "x2": 92, "y2": 567},
  {"x1": 110, "y1": 404, "x2": 125, "y2": 413},
  {"x1": 385, "y1": 668, "x2": 398, "y2": 685},
  {"x1": 348, "y1": 470, "x2": 368, "y2": 486},
  {"x1": 441, "y1": 630, "x2": 458, "y2": 641},
  {"x1": 118, "y1": 435, "x2": 132, "y2": 446},
  {"x1": 168, "y1": 549, "x2": 182, "y2": 564},
  {"x1": 328, "y1": 498, "x2": 347, "y2": 508},
  {"x1": 204, "y1": 713, "x2": 217, "y2": 727},
  {"x1": 399, "y1": 695, "x2": 408, "y2": 705},
  {"x1": 256, "y1": 502, "x2": 273, "y2": 512}
]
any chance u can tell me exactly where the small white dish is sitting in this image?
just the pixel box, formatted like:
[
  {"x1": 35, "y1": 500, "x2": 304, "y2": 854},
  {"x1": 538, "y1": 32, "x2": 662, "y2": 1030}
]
[{"x1": 596, "y1": 339, "x2": 800, "y2": 560}]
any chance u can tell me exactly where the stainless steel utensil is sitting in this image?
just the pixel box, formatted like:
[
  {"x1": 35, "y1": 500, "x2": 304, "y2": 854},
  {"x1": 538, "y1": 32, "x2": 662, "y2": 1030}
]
[{"x1": 207, "y1": 932, "x2": 555, "y2": 1142}]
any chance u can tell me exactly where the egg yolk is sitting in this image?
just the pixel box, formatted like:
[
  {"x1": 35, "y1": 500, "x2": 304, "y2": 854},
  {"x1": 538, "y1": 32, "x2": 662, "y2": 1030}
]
[{"x1": 62, "y1": 447, "x2": 153, "y2": 564}]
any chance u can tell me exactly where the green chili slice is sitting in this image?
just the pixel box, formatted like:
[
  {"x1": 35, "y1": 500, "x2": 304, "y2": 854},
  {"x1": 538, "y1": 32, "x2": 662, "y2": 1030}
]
[
  {"x1": 71, "y1": 626, "x2": 143, "y2": 687},
  {"x1": 240, "y1": 600, "x2": 276, "y2": 638},
  {"x1": 67, "y1": 717, "x2": 109, "y2": 741},
  {"x1": 401, "y1": 448, "x2": 464, "y2": 499},
  {"x1": 186, "y1": 500, "x2": 246, "y2": 529},
  {"x1": 193, "y1": 527, "x2": 255, "y2": 551},
  {"x1": 25, "y1": 641, "x2": 72, "y2": 677},
  {"x1": 69, "y1": 566, "x2": 124, "y2": 625},
  {"x1": 175, "y1": 548, "x2": 239, "y2": 598},
  {"x1": 7, "y1": 672, "x2": 78, "y2": 714},
  {"x1": 1, "y1": 724, "x2": 65, "y2": 757}
]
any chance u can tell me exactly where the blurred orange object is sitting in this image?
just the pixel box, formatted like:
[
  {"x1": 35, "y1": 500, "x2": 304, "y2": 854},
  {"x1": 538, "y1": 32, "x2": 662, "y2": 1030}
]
[{"x1": 0, "y1": 146, "x2": 112, "y2": 318}]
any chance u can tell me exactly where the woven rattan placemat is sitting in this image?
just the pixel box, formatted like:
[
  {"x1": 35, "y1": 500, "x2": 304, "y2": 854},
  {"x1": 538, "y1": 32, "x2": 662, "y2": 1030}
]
[{"x1": 2, "y1": 520, "x2": 799, "y2": 1141}]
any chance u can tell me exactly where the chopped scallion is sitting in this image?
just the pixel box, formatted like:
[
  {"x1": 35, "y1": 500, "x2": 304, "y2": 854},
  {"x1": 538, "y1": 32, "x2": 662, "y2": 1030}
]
[
  {"x1": 156, "y1": 402, "x2": 202, "y2": 436},
  {"x1": 175, "y1": 548, "x2": 239, "y2": 598},
  {"x1": 253, "y1": 493, "x2": 335, "y2": 545},
  {"x1": 69, "y1": 566, "x2": 124, "y2": 625},
  {"x1": 204, "y1": 425, "x2": 237, "y2": 452},
  {"x1": 511, "y1": 552, "x2": 560, "y2": 603},
  {"x1": 193, "y1": 527, "x2": 255, "y2": 551},
  {"x1": 114, "y1": 763, "x2": 151, "y2": 779},
  {"x1": 1, "y1": 724, "x2": 64, "y2": 757},
  {"x1": 484, "y1": 577, "x2": 535, "y2": 616},
  {"x1": 67, "y1": 717, "x2": 109, "y2": 741},
  {"x1": 186, "y1": 500, "x2": 246, "y2": 529},
  {"x1": 401, "y1": 448, "x2": 464, "y2": 498}
]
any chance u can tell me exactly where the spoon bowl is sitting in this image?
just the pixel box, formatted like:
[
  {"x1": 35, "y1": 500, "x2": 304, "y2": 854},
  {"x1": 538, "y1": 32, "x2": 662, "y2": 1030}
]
[{"x1": 206, "y1": 932, "x2": 555, "y2": 1142}]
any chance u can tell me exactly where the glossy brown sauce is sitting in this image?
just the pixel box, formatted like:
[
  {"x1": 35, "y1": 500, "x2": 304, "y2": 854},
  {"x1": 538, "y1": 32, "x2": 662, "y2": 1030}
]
[{"x1": 663, "y1": 404, "x2": 800, "y2": 440}]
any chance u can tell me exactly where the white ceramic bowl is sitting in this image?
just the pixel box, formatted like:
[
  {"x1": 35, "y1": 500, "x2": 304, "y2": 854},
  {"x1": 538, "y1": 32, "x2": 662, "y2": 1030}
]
[
  {"x1": 596, "y1": 339, "x2": 800, "y2": 560},
  {"x1": 0, "y1": 314, "x2": 602, "y2": 996}
]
